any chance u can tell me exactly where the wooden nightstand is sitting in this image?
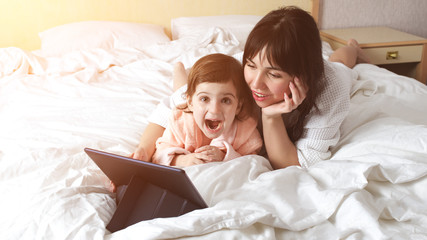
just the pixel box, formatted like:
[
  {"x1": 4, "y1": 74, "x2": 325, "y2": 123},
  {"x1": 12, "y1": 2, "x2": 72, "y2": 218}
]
[{"x1": 320, "y1": 27, "x2": 427, "y2": 84}]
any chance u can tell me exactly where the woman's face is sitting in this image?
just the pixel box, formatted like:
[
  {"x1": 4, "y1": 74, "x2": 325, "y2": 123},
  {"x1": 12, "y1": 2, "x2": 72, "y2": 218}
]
[{"x1": 244, "y1": 50, "x2": 294, "y2": 108}]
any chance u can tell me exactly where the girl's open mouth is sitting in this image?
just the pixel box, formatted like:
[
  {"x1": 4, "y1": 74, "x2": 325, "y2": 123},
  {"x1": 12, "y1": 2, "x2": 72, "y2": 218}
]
[{"x1": 206, "y1": 119, "x2": 222, "y2": 131}]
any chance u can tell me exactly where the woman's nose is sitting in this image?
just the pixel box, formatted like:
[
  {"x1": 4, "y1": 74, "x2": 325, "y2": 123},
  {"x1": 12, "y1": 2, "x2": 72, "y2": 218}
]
[{"x1": 251, "y1": 71, "x2": 264, "y2": 89}]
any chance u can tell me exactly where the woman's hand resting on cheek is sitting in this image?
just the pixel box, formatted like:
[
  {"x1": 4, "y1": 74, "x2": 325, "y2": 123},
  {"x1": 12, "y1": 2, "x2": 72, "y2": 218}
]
[
  {"x1": 172, "y1": 146, "x2": 225, "y2": 167},
  {"x1": 262, "y1": 77, "x2": 308, "y2": 117}
]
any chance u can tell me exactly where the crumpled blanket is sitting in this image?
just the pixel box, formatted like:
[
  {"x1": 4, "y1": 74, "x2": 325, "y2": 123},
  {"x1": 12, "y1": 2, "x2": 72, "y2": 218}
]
[{"x1": 1, "y1": 27, "x2": 427, "y2": 240}]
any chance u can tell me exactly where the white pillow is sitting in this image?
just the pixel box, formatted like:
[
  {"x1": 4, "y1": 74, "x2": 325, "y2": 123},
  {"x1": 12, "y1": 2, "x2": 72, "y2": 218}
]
[
  {"x1": 171, "y1": 15, "x2": 262, "y2": 49},
  {"x1": 39, "y1": 21, "x2": 171, "y2": 56}
]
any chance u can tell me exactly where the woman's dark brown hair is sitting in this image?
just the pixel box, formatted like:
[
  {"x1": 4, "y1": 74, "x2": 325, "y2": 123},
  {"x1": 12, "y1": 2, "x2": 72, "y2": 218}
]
[
  {"x1": 243, "y1": 6, "x2": 324, "y2": 142},
  {"x1": 185, "y1": 53, "x2": 256, "y2": 121}
]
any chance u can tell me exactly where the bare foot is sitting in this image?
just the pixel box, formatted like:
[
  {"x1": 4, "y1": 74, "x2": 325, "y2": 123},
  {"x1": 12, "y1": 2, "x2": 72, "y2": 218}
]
[
  {"x1": 173, "y1": 62, "x2": 188, "y2": 91},
  {"x1": 347, "y1": 39, "x2": 371, "y2": 64}
]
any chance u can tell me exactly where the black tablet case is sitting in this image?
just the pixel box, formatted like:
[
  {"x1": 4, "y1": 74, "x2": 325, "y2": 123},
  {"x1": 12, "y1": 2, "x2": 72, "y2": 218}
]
[{"x1": 84, "y1": 148, "x2": 208, "y2": 233}]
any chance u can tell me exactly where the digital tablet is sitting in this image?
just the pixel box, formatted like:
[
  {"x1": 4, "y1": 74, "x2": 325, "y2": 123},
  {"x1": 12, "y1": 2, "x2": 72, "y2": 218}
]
[{"x1": 84, "y1": 147, "x2": 208, "y2": 232}]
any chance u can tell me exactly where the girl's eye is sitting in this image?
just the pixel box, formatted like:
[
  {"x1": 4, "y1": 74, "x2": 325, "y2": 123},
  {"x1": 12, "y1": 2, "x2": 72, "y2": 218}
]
[
  {"x1": 200, "y1": 96, "x2": 209, "y2": 102},
  {"x1": 222, "y1": 97, "x2": 232, "y2": 104}
]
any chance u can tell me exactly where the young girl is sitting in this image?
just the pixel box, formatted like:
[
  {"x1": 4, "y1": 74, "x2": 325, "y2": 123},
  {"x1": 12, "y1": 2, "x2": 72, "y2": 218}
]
[{"x1": 151, "y1": 53, "x2": 262, "y2": 167}]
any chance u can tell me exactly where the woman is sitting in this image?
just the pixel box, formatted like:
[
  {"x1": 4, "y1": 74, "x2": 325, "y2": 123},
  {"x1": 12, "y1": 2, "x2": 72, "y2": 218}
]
[{"x1": 131, "y1": 6, "x2": 368, "y2": 169}]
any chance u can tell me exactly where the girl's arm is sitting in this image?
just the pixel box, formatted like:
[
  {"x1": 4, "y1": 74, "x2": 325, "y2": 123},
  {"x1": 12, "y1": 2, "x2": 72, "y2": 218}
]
[
  {"x1": 131, "y1": 123, "x2": 165, "y2": 161},
  {"x1": 132, "y1": 62, "x2": 189, "y2": 161}
]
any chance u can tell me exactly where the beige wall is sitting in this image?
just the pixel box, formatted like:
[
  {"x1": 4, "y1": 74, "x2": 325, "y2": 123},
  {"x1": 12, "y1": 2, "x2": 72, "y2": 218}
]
[
  {"x1": 319, "y1": 0, "x2": 427, "y2": 39},
  {"x1": 0, "y1": 0, "x2": 313, "y2": 50}
]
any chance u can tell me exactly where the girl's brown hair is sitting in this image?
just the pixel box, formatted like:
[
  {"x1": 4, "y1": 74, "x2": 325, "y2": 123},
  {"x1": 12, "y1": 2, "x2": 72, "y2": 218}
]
[
  {"x1": 243, "y1": 6, "x2": 325, "y2": 142},
  {"x1": 185, "y1": 53, "x2": 256, "y2": 120}
]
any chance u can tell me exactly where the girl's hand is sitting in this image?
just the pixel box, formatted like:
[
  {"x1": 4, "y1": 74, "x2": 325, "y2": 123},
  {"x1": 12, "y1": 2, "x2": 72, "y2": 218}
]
[
  {"x1": 172, "y1": 146, "x2": 225, "y2": 167},
  {"x1": 130, "y1": 146, "x2": 149, "y2": 162},
  {"x1": 194, "y1": 146, "x2": 225, "y2": 162},
  {"x1": 108, "y1": 180, "x2": 116, "y2": 193},
  {"x1": 172, "y1": 153, "x2": 206, "y2": 167},
  {"x1": 262, "y1": 77, "x2": 308, "y2": 117}
]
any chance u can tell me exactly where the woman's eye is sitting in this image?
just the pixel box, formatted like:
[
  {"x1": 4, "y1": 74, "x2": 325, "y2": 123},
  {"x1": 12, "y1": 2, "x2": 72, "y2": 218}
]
[
  {"x1": 200, "y1": 96, "x2": 208, "y2": 102},
  {"x1": 269, "y1": 72, "x2": 281, "y2": 79},
  {"x1": 246, "y1": 62, "x2": 256, "y2": 69}
]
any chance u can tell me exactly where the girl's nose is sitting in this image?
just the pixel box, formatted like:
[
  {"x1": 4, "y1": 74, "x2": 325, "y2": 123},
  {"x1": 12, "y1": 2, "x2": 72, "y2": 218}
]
[{"x1": 208, "y1": 101, "x2": 221, "y2": 114}]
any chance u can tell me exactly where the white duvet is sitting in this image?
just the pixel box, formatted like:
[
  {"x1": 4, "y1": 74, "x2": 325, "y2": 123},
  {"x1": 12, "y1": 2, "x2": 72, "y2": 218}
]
[{"x1": 1, "y1": 28, "x2": 427, "y2": 240}]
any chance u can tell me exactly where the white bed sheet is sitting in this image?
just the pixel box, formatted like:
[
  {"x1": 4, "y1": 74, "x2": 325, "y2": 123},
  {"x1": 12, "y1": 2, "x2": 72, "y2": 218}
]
[{"x1": 1, "y1": 28, "x2": 427, "y2": 240}]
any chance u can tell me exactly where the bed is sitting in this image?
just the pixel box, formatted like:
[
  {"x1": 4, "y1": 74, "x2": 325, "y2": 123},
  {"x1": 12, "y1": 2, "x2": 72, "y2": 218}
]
[{"x1": 1, "y1": 1, "x2": 427, "y2": 239}]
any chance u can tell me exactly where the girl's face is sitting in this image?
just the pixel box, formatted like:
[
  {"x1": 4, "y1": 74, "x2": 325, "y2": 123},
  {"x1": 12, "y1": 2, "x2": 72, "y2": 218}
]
[
  {"x1": 188, "y1": 81, "x2": 241, "y2": 139},
  {"x1": 244, "y1": 50, "x2": 294, "y2": 108}
]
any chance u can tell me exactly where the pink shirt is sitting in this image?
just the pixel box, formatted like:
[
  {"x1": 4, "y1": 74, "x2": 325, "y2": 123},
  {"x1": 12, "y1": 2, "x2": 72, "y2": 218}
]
[{"x1": 152, "y1": 109, "x2": 263, "y2": 166}]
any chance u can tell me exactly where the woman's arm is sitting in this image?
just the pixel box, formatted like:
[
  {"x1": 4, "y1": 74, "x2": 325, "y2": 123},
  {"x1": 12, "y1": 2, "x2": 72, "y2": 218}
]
[
  {"x1": 262, "y1": 114, "x2": 299, "y2": 169},
  {"x1": 261, "y1": 78, "x2": 307, "y2": 169}
]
